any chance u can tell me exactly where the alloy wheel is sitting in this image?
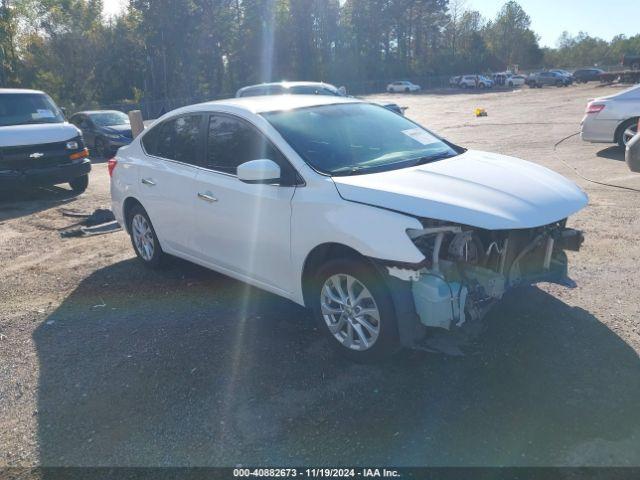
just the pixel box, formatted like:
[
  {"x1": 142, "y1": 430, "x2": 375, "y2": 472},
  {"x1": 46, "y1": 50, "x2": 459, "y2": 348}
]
[
  {"x1": 623, "y1": 124, "x2": 638, "y2": 146},
  {"x1": 320, "y1": 273, "x2": 380, "y2": 351},
  {"x1": 132, "y1": 213, "x2": 155, "y2": 261}
]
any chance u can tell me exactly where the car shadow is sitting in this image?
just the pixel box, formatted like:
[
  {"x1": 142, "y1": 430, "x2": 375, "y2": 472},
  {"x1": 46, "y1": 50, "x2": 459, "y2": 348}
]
[
  {"x1": 0, "y1": 185, "x2": 79, "y2": 223},
  {"x1": 34, "y1": 259, "x2": 640, "y2": 467},
  {"x1": 596, "y1": 146, "x2": 625, "y2": 162}
]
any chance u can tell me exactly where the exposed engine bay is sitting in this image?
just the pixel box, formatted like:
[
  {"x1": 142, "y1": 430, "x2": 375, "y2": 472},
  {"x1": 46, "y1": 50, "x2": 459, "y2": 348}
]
[{"x1": 387, "y1": 218, "x2": 584, "y2": 331}]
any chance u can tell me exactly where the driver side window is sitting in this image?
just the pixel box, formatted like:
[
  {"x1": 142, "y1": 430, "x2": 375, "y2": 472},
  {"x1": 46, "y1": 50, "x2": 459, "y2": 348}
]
[{"x1": 206, "y1": 114, "x2": 296, "y2": 184}]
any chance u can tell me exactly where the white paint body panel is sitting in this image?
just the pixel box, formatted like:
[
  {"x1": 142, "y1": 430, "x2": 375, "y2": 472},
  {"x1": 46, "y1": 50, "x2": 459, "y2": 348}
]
[
  {"x1": 332, "y1": 150, "x2": 588, "y2": 230},
  {"x1": 0, "y1": 123, "x2": 81, "y2": 147},
  {"x1": 111, "y1": 95, "x2": 587, "y2": 307},
  {"x1": 581, "y1": 84, "x2": 640, "y2": 143}
]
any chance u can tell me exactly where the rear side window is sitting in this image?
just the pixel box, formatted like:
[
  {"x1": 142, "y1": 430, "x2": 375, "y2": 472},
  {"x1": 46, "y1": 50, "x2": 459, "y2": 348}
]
[{"x1": 142, "y1": 114, "x2": 203, "y2": 165}]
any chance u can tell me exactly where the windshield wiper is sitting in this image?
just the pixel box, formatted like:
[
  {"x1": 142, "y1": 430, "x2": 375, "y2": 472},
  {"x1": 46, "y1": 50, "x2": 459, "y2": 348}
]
[{"x1": 411, "y1": 151, "x2": 457, "y2": 166}]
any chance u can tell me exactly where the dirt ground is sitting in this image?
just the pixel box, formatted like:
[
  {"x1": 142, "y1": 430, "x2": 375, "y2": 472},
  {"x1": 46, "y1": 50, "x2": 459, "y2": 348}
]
[{"x1": 1, "y1": 84, "x2": 639, "y2": 467}]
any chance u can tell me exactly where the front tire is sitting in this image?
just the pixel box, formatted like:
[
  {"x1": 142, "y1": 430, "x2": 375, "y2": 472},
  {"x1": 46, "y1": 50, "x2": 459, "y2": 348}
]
[
  {"x1": 69, "y1": 174, "x2": 88, "y2": 194},
  {"x1": 311, "y1": 258, "x2": 400, "y2": 362},
  {"x1": 127, "y1": 204, "x2": 165, "y2": 268}
]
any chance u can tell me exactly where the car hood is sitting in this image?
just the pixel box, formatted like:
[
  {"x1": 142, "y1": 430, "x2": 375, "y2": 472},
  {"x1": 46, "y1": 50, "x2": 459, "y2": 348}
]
[
  {"x1": 0, "y1": 123, "x2": 81, "y2": 147},
  {"x1": 331, "y1": 150, "x2": 588, "y2": 230}
]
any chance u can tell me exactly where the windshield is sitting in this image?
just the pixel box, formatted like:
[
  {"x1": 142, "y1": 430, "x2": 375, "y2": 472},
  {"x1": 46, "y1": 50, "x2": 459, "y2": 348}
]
[
  {"x1": 263, "y1": 103, "x2": 460, "y2": 176},
  {"x1": 90, "y1": 111, "x2": 130, "y2": 126},
  {"x1": 0, "y1": 93, "x2": 65, "y2": 127}
]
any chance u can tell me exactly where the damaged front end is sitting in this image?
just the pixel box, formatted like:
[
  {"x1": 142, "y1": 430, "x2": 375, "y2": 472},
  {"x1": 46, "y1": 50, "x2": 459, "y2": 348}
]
[{"x1": 385, "y1": 218, "x2": 584, "y2": 340}]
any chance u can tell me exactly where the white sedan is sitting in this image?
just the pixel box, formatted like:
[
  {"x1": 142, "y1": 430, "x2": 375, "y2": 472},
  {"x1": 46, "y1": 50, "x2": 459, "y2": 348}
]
[
  {"x1": 110, "y1": 95, "x2": 587, "y2": 361},
  {"x1": 581, "y1": 84, "x2": 640, "y2": 148},
  {"x1": 506, "y1": 75, "x2": 526, "y2": 87},
  {"x1": 386, "y1": 81, "x2": 421, "y2": 93}
]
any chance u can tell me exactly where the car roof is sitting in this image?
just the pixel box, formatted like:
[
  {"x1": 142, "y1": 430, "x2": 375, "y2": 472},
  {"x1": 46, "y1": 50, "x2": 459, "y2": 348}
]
[
  {"x1": 238, "y1": 81, "x2": 337, "y2": 91},
  {"x1": 170, "y1": 94, "x2": 362, "y2": 116},
  {"x1": 73, "y1": 110, "x2": 125, "y2": 116},
  {"x1": 0, "y1": 88, "x2": 46, "y2": 95}
]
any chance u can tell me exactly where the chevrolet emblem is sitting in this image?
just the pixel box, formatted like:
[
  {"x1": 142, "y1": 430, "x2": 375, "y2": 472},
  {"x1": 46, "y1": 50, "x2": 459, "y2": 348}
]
[{"x1": 29, "y1": 152, "x2": 44, "y2": 159}]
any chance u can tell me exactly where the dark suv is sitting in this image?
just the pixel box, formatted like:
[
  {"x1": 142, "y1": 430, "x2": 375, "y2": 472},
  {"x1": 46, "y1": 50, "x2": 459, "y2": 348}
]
[
  {"x1": 527, "y1": 71, "x2": 571, "y2": 88},
  {"x1": 573, "y1": 68, "x2": 604, "y2": 83}
]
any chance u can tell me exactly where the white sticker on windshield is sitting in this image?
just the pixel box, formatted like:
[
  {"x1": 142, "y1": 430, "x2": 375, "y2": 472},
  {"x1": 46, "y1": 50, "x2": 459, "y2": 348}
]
[
  {"x1": 32, "y1": 109, "x2": 56, "y2": 119},
  {"x1": 402, "y1": 128, "x2": 435, "y2": 145}
]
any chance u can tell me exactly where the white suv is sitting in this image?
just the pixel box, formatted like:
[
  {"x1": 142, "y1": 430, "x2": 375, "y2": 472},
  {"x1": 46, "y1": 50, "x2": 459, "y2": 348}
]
[{"x1": 111, "y1": 96, "x2": 587, "y2": 361}]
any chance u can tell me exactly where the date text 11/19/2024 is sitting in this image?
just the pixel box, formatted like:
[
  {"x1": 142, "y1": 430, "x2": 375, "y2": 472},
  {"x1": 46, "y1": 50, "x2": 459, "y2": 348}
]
[{"x1": 233, "y1": 468, "x2": 401, "y2": 478}]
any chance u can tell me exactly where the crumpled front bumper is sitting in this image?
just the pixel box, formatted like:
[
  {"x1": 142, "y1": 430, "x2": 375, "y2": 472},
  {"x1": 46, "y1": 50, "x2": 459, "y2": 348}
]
[{"x1": 371, "y1": 227, "x2": 585, "y2": 349}]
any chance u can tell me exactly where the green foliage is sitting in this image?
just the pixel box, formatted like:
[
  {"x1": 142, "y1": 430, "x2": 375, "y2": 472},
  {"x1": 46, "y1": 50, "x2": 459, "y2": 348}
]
[
  {"x1": 544, "y1": 32, "x2": 640, "y2": 69},
  {"x1": 0, "y1": 0, "x2": 634, "y2": 109}
]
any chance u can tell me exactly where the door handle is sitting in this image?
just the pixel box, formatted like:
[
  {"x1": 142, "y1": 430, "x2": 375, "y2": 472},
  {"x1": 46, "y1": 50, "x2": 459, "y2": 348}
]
[
  {"x1": 141, "y1": 178, "x2": 156, "y2": 186},
  {"x1": 197, "y1": 191, "x2": 218, "y2": 203}
]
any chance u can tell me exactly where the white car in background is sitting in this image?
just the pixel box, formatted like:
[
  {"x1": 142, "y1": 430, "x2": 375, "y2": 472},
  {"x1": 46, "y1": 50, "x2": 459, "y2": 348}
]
[
  {"x1": 581, "y1": 84, "x2": 640, "y2": 148},
  {"x1": 506, "y1": 74, "x2": 526, "y2": 87},
  {"x1": 386, "y1": 81, "x2": 421, "y2": 93},
  {"x1": 110, "y1": 95, "x2": 587, "y2": 361},
  {"x1": 458, "y1": 75, "x2": 493, "y2": 89}
]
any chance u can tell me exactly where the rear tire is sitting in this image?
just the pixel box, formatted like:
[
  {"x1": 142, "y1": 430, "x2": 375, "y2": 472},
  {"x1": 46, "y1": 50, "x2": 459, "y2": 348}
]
[
  {"x1": 69, "y1": 174, "x2": 88, "y2": 194},
  {"x1": 616, "y1": 118, "x2": 639, "y2": 149},
  {"x1": 127, "y1": 204, "x2": 165, "y2": 269},
  {"x1": 310, "y1": 257, "x2": 400, "y2": 362}
]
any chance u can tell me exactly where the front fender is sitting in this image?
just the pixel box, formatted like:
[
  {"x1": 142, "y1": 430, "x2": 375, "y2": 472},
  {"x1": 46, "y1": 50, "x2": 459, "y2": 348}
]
[{"x1": 290, "y1": 181, "x2": 425, "y2": 304}]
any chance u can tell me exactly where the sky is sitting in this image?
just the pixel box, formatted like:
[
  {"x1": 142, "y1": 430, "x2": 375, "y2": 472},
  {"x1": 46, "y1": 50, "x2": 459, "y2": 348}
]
[
  {"x1": 466, "y1": 0, "x2": 639, "y2": 47},
  {"x1": 102, "y1": 0, "x2": 640, "y2": 49}
]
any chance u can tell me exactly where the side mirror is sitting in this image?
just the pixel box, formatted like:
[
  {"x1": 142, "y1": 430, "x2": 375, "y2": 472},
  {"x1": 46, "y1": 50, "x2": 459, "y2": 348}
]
[
  {"x1": 338, "y1": 86, "x2": 347, "y2": 96},
  {"x1": 237, "y1": 159, "x2": 281, "y2": 184}
]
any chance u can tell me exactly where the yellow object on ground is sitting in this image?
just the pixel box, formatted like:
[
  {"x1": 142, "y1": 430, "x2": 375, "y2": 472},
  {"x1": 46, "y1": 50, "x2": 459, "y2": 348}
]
[{"x1": 475, "y1": 108, "x2": 487, "y2": 117}]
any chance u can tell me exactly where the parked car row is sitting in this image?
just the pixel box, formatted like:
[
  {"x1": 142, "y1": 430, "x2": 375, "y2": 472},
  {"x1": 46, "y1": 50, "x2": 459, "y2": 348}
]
[{"x1": 446, "y1": 68, "x2": 610, "y2": 90}]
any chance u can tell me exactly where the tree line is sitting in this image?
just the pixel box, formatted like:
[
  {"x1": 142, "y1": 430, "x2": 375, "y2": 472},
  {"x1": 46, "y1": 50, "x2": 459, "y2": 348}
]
[{"x1": 0, "y1": 0, "x2": 637, "y2": 111}]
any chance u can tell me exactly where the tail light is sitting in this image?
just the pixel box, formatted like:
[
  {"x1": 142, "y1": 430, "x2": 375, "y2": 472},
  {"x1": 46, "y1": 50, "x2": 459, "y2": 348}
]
[
  {"x1": 586, "y1": 102, "x2": 605, "y2": 114},
  {"x1": 107, "y1": 158, "x2": 117, "y2": 177}
]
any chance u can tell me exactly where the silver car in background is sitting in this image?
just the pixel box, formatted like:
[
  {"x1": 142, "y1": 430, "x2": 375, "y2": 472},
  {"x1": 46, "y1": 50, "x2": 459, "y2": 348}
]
[{"x1": 581, "y1": 84, "x2": 640, "y2": 148}]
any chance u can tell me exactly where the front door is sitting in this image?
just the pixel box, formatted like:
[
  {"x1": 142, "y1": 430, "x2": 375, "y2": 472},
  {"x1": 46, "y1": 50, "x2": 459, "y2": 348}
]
[
  {"x1": 136, "y1": 113, "x2": 205, "y2": 255},
  {"x1": 192, "y1": 113, "x2": 297, "y2": 293}
]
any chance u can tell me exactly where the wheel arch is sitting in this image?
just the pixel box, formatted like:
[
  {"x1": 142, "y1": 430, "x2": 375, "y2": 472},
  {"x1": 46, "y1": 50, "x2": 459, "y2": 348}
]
[
  {"x1": 615, "y1": 117, "x2": 639, "y2": 144},
  {"x1": 122, "y1": 196, "x2": 145, "y2": 234},
  {"x1": 301, "y1": 242, "x2": 371, "y2": 308}
]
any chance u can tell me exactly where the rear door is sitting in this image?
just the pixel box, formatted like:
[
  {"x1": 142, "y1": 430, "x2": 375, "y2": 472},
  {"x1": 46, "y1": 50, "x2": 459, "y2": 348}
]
[
  {"x1": 137, "y1": 114, "x2": 205, "y2": 255},
  {"x1": 191, "y1": 113, "x2": 297, "y2": 293}
]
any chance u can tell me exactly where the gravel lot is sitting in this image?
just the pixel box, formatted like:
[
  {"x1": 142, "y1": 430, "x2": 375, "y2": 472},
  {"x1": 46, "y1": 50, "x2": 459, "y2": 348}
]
[{"x1": 1, "y1": 84, "x2": 639, "y2": 467}]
